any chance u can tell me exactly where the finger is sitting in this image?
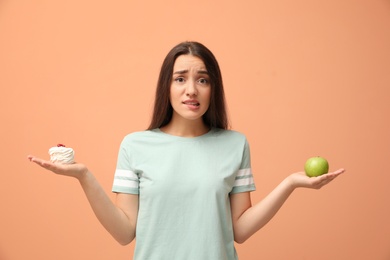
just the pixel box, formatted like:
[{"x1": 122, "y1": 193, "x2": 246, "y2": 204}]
[
  {"x1": 27, "y1": 155, "x2": 42, "y2": 165},
  {"x1": 28, "y1": 156, "x2": 48, "y2": 166},
  {"x1": 27, "y1": 155, "x2": 38, "y2": 162},
  {"x1": 317, "y1": 170, "x2": 344, "y2": 187},
  {"x1": 321, "y1": 174, "x2": 338, "y2": 183},
  {"x1": 332, "y1": 168, "x2": 346, "y2": 175},
  {"x1": 322, "y1": 168, "x2": 345, "y2": 179},
  {"x1": 28, "y1": 155, "x2": 60, "y2": 172}
]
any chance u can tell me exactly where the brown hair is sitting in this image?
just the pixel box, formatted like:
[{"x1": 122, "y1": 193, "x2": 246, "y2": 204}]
[{"x1": 147, "y1": 41, "x2": 229, "y2": 130}]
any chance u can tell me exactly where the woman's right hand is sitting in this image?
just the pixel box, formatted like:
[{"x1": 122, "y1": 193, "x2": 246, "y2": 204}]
[
  {"x1": 27, "y1": 154, "x2": 138, "y2": 244},
  {"x1": 27, "y1": 155, "x2": 88, "y2": 180}
]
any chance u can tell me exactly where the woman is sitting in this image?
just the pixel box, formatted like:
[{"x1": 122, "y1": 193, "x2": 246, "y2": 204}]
[{"x1": 28, "y1": 41, "x2": 344, "y2": 260}]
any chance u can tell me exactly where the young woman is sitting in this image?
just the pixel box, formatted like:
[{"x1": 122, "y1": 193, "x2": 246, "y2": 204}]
[{"x1": 28, "y1": 41, "x2": 344, "y2": 260}]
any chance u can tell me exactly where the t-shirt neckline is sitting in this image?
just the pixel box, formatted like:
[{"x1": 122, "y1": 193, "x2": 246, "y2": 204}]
[{"x1": 154, "y1": 128, "x2": 215, "y2": 141}]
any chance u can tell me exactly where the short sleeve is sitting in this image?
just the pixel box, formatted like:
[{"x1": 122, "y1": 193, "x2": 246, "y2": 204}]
[
  {"x1": 230, "y1": 138, "x2": 256, "y2": 194},
  {"x1": 112, "y1": 137, "x2": 140, "y2": 194}
]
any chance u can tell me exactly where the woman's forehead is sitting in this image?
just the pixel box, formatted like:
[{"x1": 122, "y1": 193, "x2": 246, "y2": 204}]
[{"x1": 173, "y1": 55, "x2": 207, "y2": 72}]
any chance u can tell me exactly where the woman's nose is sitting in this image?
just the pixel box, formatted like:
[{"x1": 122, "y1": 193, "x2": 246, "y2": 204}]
[{"x1": 185, "y1": 80, "x2": 198, "y2": 96}]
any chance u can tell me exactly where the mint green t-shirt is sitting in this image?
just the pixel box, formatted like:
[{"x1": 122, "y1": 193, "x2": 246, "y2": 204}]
[{"x1": 112, "y1": 128, "x2": 256, "y2": 260}]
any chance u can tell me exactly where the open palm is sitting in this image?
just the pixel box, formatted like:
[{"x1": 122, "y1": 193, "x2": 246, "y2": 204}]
[
  {"x1": 27, "y1": 155, "x2": 88, "y2": 180},
  {"x1": 289, "y1": 168, "x2": 345, "y2": 189}
]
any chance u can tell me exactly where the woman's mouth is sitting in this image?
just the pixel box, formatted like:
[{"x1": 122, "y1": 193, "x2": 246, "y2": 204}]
[{"x1": 182, "y1": 100, "x2": 200, "y2": 109}]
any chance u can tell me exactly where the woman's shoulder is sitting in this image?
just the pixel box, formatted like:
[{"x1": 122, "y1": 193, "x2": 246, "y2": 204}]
[
  {"x1": 121, "y1": 129, "x2": 160, "y2": 143},
  {"x1": 212, "y1": 128, "x2": 248, "y2": 141}
]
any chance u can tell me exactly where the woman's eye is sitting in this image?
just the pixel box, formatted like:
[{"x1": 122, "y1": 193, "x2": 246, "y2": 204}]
[
  {"x1": 198, "y1": 78, "x2": 209, "y2": 84},
  {"x1": 175, "y1": 77, "x2": 185, "y2": 83}
]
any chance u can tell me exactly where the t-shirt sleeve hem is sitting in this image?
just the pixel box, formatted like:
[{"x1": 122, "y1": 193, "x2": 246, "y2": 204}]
[
  {"x1": 112, "y1": 186, "x2": 139, "y2": 194},
  {"x1": 230, "y1": 184, "x2": 256, "y2": 194}
]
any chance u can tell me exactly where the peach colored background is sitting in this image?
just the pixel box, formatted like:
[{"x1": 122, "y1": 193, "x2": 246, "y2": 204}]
[{"x1": 1, "y1": 1, "x2": 389, "y2": 259}]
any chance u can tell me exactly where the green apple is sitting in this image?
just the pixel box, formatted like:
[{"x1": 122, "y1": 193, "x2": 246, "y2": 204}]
[{"x1": 304, "y1": 156, "x2": 329, "y2": 177}]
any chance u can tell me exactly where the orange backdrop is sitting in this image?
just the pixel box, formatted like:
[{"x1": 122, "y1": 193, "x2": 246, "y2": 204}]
[{"x1": 1, "y1": 1, "x2": 389, "y2": 259}]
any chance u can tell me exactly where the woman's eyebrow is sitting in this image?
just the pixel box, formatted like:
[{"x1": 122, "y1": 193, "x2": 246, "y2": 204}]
[
  {"x1": 197, "y1": 70, "x2": 209, "y2": 75},
  {"x1": 173, "y1": 70, "x2": 188, "y2": 75},
  {"x1": 173, "y1": 69, "x2": 209, "y2": 75}
]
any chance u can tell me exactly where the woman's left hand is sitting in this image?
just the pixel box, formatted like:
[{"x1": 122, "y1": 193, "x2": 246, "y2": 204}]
[{"x1": 288, "y1": 168, "x2": 345, "y2": 190}]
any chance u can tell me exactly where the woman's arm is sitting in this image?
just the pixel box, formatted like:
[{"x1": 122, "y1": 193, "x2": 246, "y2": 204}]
[
  {"x1": 27, "y1": 155, "x2": 138, "y2": 245},
  {"x1": 230, "y1": 169, "x2": 345, "y2": 244}
]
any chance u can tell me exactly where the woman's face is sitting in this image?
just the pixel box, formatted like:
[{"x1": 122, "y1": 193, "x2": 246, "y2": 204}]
[{"x1": 169, "y1": 54, "x2": 211, "y2": 124}]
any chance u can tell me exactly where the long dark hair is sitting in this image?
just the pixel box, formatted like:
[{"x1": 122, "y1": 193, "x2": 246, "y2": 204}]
[{"x1": 147, "y1": 41, "x2": 229, "y2": 130}]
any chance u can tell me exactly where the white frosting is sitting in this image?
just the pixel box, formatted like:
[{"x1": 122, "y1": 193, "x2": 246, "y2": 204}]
[{"x1": 49, "y1": 146, "x2": 74, "y2": 164}]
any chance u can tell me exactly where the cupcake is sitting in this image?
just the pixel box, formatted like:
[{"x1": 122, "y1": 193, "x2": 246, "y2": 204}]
[{"x1": 49, "y1": 144, "x2": 74, "y2": 164}]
